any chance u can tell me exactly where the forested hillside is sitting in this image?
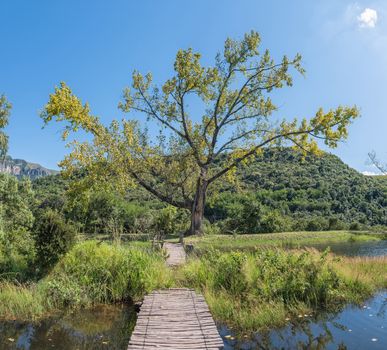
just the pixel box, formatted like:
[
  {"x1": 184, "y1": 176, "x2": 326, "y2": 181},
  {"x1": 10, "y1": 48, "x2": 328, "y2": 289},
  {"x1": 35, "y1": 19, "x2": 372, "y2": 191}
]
[
  {"x1": 28, "y1": 148, "x2": 387, "y2": 235},
  {"x1": 207, "y1": 149, "x2": 387, "y2": 232}
]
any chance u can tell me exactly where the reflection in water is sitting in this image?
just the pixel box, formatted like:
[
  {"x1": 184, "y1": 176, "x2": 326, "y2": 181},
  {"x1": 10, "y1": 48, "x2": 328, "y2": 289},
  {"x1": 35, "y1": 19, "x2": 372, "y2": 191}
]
[
  {"x1": 0, "y1": 304, "x2": 136, "y2": 350},
  {"x1": 220, "y1": 292, "x2": 387, "y2": 350},
  {"x1": 308, "y1": 240, "x2": 387, "y2": 257}
]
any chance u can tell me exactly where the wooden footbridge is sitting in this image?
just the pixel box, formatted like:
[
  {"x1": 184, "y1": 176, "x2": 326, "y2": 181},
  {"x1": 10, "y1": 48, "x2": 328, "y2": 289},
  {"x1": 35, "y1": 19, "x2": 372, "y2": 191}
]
[{"x1": 128, "y1": 243, "x2": 224, "y2": 350}]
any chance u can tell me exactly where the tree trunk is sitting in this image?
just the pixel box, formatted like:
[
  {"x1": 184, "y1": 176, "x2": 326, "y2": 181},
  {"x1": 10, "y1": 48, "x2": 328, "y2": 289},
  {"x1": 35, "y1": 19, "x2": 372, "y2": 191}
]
[{"x1": 185, "y1": 169, "x2": 208, "y2": 238}]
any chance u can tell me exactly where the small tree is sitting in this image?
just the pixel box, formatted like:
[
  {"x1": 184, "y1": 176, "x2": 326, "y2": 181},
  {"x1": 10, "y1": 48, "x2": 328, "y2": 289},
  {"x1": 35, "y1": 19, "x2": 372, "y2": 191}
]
[
  {"x1": 0, "y1": 94, "x2": 11, "y2": 158},
  {"x1": 368, "y1": 151, "x2": 386, "y2": 175},
  {"x1": 34, "y1": 209, "x2": 76, "y2": 270},
  {"x1": 41, "y1": 31, "x2": 359, "y2": 237}
]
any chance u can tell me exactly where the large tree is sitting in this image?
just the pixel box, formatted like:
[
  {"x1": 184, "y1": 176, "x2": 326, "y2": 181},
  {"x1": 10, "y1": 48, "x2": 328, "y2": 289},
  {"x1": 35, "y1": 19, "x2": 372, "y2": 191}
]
[
  {"x1": 0, "y1": 94, "x2": 11, "y2": 158},
  {"x1": 41, "y1": 31, "x2": 359, "y2": 236}
]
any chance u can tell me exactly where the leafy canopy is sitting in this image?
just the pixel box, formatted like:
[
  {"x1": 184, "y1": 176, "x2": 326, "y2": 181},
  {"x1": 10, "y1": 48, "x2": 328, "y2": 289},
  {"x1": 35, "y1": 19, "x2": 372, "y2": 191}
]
[{"x1": 41, "y1": 31, "x2": 359, "y2": 209}]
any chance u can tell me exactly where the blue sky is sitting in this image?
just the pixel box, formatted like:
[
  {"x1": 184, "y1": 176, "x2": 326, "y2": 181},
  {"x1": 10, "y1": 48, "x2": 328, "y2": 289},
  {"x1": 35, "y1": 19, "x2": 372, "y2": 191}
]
[{"x1": 1, "y1": 0, "x2": 386, "y2": 173}]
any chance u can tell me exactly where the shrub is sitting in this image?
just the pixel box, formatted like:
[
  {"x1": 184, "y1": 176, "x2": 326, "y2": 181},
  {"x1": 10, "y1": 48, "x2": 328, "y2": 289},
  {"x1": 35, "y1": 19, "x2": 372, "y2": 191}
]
[
  {"x1": 0, "y1": 230, "x2": 35, "y2": 281},
  {"x1": 181, "y1": 249, "x2": 345, "y2": 310},
  {"x1": 179, "y1": 249, "x2": 356, "y2": 332},
  {"x1": 328, "y1": 217, "x2": 346, "y2": 230},
  {"x1": 349, "y1": 222, "x2": 362, "y2": 231},
  {"x1": 202, "y1": 220, "x2": 222, "y2": 235},
  {"x1": 306, "y1": 217, "x2": 329, "y2": 231},
  {"x1": 33, "y1": 210, "x2": 76, "y2": 270},
  {"x1": 260, "y1": 211, "x2": 291, "y2": 233},
  {"x1": 41, "y1": 241, "x2": 172, "y2": 308},
  {"x1": 153, "y1": 206, "x2": 189, "y2": 237},
  {"x1": 213, "y1": 252, "x2": 247, "y2": 295}
]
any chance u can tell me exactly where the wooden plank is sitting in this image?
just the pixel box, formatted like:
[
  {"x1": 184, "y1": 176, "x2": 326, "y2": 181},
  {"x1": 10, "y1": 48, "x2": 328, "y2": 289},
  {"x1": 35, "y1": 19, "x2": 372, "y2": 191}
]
[
  {"x1": 128, "y1": 289, "x2": 224, "y2": 350},
  {"x1": 164, "y1": 243, "x2": 186, "y2": 266}
]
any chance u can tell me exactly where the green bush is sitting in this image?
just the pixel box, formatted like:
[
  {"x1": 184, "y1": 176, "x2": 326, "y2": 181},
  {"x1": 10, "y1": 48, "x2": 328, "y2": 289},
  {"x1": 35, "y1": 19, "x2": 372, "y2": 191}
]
[
  {"x1": 202, "y1": 220, "x2": 222, "y2": 235},
  {"x1": 153, "y1": 206, "x2": 189, "y2": 236},
  {"x1": 213, "y1": 252, "x2": 247, "y2": 295},
  {"x1": 306, "y1": 217, "x2": 329, "y2": 231},
  {"x1": 260, "y1": 211, "x2": 291, "y2": 233},
  {"x1": 41, "y1": 241, "x2": 172, "y2": 308},
  {"x1": 349, "y1": 222, "x2": 362, "y2": 231},
  {"x1": 328, "y1": 217, "x2": 347, "y2": 230},
  {"x1": 0, "y1": 230, "x2": 35, "y2": 281},
  {"x1": 33, "y1": 210, "x2": 76, "y2": 270},
  {"x1": 181, "y1": 249, "x2": 342, "y2": 307}
]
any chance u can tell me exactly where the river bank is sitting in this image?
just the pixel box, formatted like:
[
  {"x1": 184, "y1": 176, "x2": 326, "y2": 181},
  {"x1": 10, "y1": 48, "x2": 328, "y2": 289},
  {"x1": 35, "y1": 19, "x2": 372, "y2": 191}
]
[{"x1": 1, "y1": 232, "x2": 386, "y2": 348}]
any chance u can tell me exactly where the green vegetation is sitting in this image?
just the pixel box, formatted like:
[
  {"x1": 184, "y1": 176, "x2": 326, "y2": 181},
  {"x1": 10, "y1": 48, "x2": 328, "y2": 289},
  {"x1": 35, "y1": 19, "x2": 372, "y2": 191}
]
[
  {"x1": 0, "y1": 282, "x2": 46, "y2": 320},
  {"x1": 1, "y1": 240, "x2": 386, "y2": 334},
  {"x1": 185, "y1": 231, "x2": 385, "y2": 253},
  {"x1": 30, "y1": 148, "x2": 387, "y2": 239},
  {"x1": 207, "y1": 148, "x2": 387, "y2": 230},
  {"x1": 33, "y1": 209, "x2": 77, "y2": 271},
  {"x1": 177, "y1": 249, "x2": 387, "y2": 332},
  {"x1": 42, "y1": 241, "x2": 172, "y2": 308},
  {"x1": 0, "y1": 241, "x2": 172, "y2": 320}
]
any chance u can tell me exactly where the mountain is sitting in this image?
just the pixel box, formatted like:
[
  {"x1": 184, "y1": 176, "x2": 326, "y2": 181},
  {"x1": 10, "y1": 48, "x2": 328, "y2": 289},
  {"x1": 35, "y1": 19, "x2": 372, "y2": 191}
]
[
  {"x1": 0, "y1": 156, "x2": 58, "y2": 179},
  {"x1": 207, "y1": 148, "x2": 387, "y2": 227}
]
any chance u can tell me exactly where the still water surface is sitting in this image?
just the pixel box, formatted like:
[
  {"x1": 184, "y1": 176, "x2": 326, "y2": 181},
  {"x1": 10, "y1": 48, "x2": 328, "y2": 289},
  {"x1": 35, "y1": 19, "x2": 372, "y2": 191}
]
[
  {"x1": 308, "y1": 239, "x2": 387, "y2": 257},
  {"x1": 0, "y1": 304, "x2": 136, "y2": 349},
  {"x1": 220, "y1": 292, "x2": 387, "y2": 350}
]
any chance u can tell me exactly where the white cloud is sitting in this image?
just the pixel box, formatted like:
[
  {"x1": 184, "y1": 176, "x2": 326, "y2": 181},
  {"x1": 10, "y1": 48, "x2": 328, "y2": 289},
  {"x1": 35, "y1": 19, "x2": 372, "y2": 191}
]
[
  {"x1": 358, "y1": 8, "x2": 378, "y2": 28},
  {"x1": 362, "y1": 171, "x2": 380, "y2": 176}
]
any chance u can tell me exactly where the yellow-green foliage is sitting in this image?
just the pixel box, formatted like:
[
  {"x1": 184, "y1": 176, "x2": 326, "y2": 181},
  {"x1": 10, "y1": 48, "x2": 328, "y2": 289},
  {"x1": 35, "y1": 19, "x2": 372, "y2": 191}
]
[{"x1": 41, "y1": 241, "x2": 173, "y2": 308}]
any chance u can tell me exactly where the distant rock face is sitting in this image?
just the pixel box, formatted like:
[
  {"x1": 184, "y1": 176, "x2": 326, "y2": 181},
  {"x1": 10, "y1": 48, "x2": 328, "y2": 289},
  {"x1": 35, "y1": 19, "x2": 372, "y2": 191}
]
[{"x1": 0, "y1": 156, "x2": 58, "y2": 179}]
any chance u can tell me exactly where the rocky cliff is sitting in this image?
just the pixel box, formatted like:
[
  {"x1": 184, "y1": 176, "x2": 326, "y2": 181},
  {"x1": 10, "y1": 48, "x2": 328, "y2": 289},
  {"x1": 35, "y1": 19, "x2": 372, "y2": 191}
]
[{"x1": 0, "y1": 156, "x2": 58, "y2": 179}]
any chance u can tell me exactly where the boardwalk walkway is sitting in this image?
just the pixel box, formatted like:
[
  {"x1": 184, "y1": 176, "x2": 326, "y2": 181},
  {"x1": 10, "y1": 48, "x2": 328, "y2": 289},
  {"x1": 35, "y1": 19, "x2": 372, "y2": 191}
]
[
  {"x1": 127, "y1": 243, "x2": 224, "y2": 350},
  {"x1": 164, "y1": 242, "x2": 186, "y2": 266},
  {"x1": 127, "y1": 289, "x2": 224, "y2": 349}
]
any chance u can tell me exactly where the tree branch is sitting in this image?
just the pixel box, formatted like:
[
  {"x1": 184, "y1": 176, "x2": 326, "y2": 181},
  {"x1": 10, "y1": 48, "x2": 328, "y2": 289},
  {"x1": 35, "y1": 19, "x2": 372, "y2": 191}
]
[
  {"x1": 136, "y1": 88, "x2": 186, "y2": 139},
  {"x1": 130, "y1": 170, "x2": 192, "y2": 209}
]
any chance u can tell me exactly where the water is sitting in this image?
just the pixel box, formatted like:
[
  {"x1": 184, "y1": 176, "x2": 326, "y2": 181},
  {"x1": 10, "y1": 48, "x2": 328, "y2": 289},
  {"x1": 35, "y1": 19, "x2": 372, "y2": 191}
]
[
  {"x1": 307, "y1": 239, "x2": 387, "y2": 257},
  {"x1": 0, "y1": 304, "x2": 136, "y2": 349},
  {"x1": 220, "y1": 292, "x2": 387, "y2": 350}
]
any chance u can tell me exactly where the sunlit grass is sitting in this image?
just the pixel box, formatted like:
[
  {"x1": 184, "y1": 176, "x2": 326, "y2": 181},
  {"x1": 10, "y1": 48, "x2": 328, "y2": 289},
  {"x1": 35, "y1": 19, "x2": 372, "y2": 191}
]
[
  {"x1": 0, "y1": 241, "x2": 172, "y2": 320},
  {"x1": 0, "y1": 282, "x2": 47, "y2": 320},
  {"x1": 184, "y1": 230, "x2": 383, "y2": 252}
]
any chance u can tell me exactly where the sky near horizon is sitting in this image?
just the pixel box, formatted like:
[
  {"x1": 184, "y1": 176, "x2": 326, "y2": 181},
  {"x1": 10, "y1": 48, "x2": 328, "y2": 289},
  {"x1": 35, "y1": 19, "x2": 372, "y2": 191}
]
[{"x1": 1, "y1": 0, "x2": 386, "y2": 173}]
